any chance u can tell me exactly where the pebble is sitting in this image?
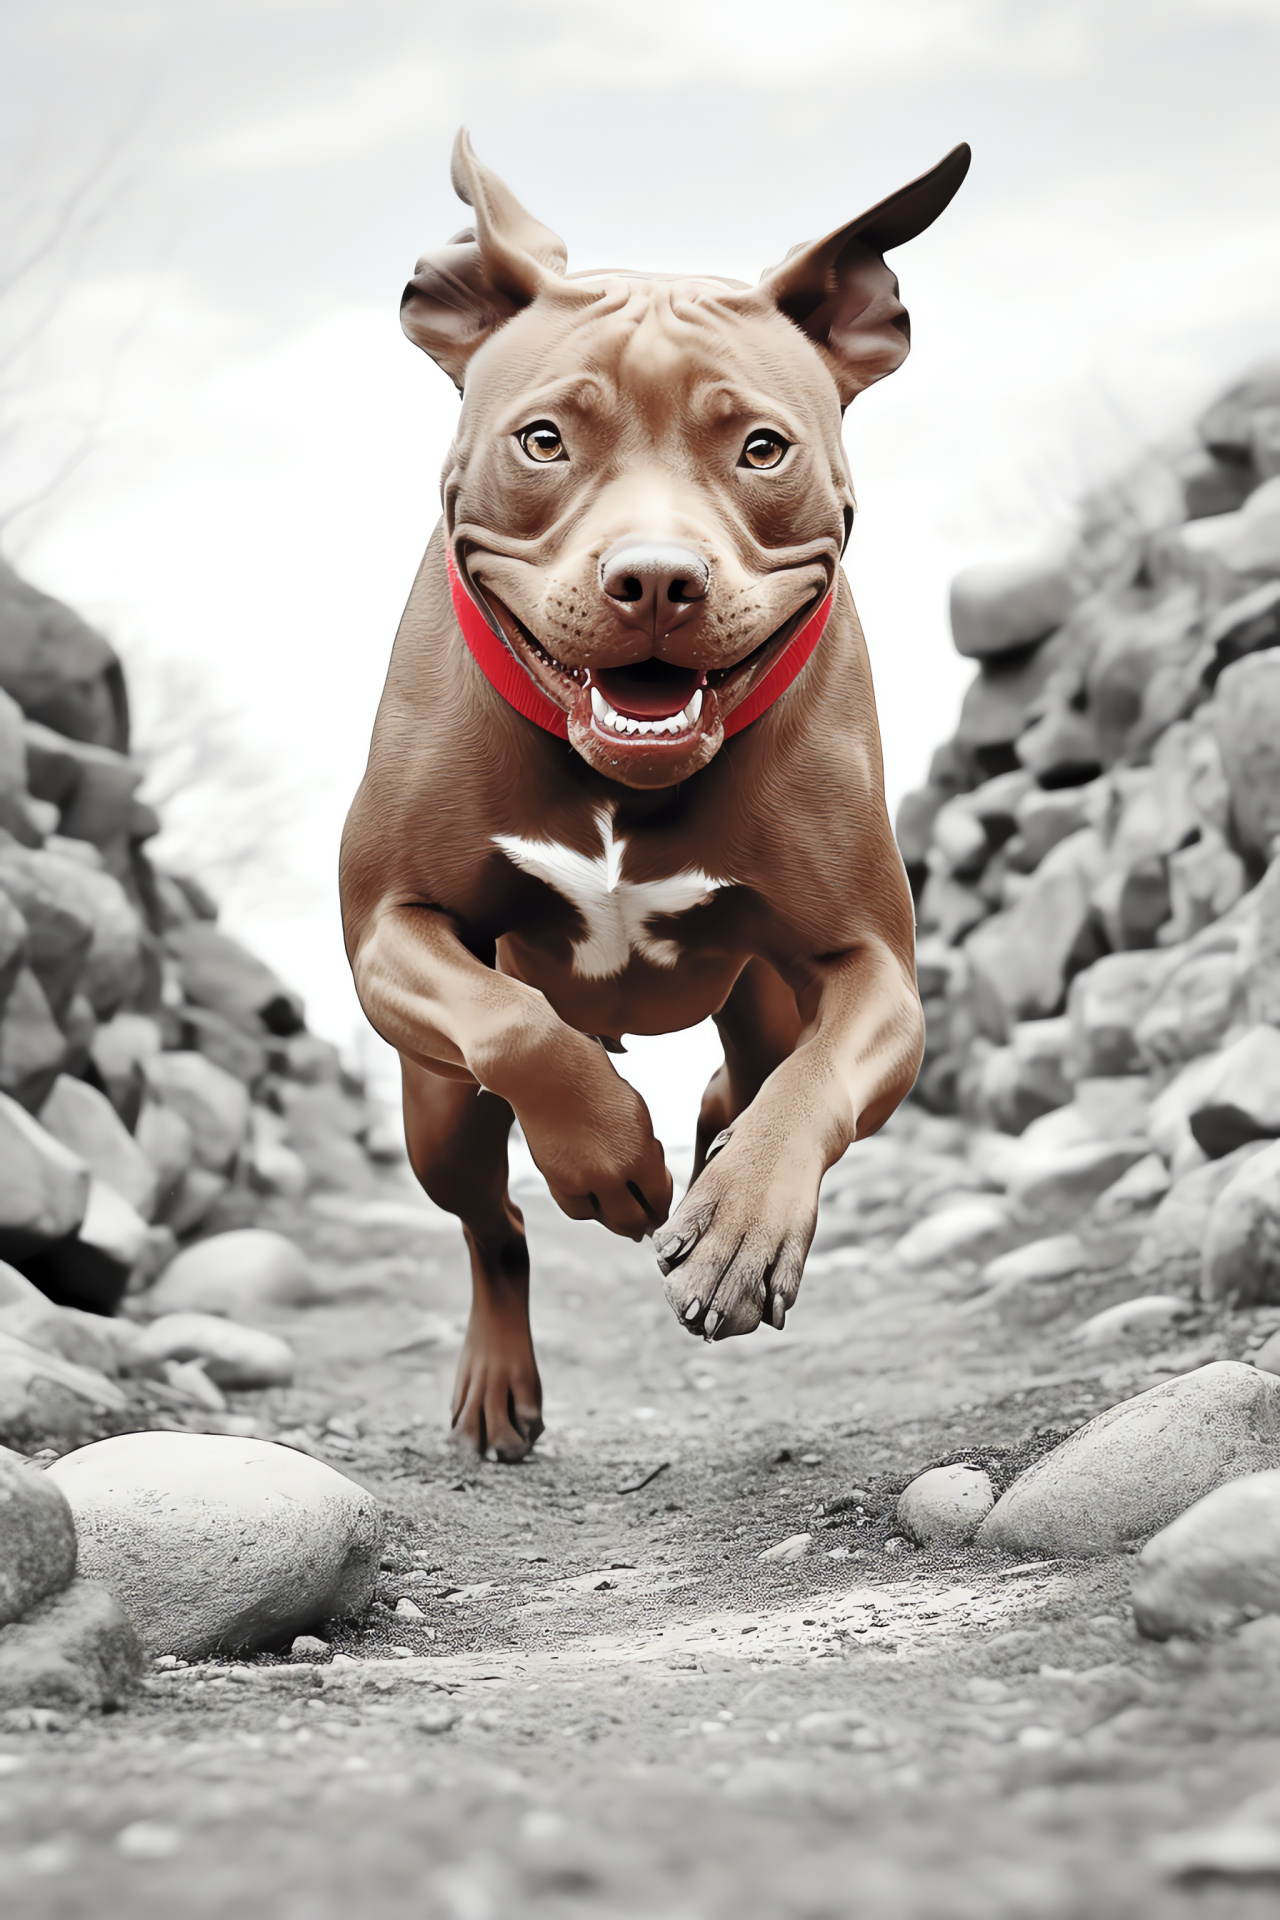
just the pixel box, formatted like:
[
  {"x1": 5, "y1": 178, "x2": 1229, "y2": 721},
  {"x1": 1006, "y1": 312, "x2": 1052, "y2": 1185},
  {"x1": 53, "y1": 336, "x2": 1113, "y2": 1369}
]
[
  {"x1": 977, "y1": 1363, "x2": 1280, "y2": 1557},
  {"x1": 976, "y1": 1235, "x2": 1087, "y2": 1324},
  {"x1": 46, "y1": 1431, "x2": 382, "y2": 1657},
  {"x1": 757, "y1": 1533, "x2": 811, "y2": 1563},
  {"x1": 394, "y1": 1598, "x2": 426, "y2": 1621},
  {"x1": 1071, "y1": 1295, "x2": 1194, "y2": 1346},
  {"x1": 0, "y1": 1456, "x2": 77, "y2": 1628},
  {"x1": 116, "y1": 1821, "x2": 182, "y2": 1862},
  {"x1": 143, "y1": 1229, "x2": 318, "y2": 1321},
  {"x1": 0, "y1": 1579, "x2": 143, "y2": 1710},
  {"x1": 291, "y1": 1635, "x2": 330, "y2": 1660},
  {"x1": 134, "y1": 1312, "x2": 295, "y2": 1389},
  {"x1": 896, "y1": 1466, "x2": 996, "y2": 1546},
  {"x1": 1131, "y1": 1469, "x2": 1280, "y2": 1639}
]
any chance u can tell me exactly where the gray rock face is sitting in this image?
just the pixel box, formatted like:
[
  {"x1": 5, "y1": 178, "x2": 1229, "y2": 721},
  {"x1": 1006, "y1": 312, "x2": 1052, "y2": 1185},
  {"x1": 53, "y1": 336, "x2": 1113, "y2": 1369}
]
[
  {"x1": 47, "y1": 1432, "x2": 382, "y2": 1657},
  {"x1": 897, "y1": 1466, "x2": 995, "y2": 1546},
  {"x1": 0, "y1": 1457, "x2": 77, "y2": 1627},
  {"x1": 1131, "y1": 1470, "x2": 1280, "y2": 1638},
  {"x1": 0, "y1": 1578, "x2": 143, "y2": 1709},
  {"x1": 1202, "y1": 1139, "x2": 1280, "y2": 1303},
  {"x1": 133, "y1": 1312, "x2": 295, "y2": 1389},
  {"x1": 1214, "y1": 649, "x2": 1280, "y2": 858},
  {"x1": 167, "y1": 923, "x2": 304, "y2": 1038},
  {"x1": 976, "y1": 1363, "x2": 1280, "y2": 1557},
  {"x1": 144, "y1": 1228, "x2": 318, "y2": 1319},
  {"x1": 0, "y1": 1092, "x2": 88, "y2": 1258}
]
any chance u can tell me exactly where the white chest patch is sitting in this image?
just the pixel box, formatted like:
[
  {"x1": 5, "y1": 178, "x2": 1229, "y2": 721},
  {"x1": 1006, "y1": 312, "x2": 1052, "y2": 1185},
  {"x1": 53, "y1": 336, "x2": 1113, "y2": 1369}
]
[{"x1": 494, "y1": 809, "x2": 726, "y2": 979}]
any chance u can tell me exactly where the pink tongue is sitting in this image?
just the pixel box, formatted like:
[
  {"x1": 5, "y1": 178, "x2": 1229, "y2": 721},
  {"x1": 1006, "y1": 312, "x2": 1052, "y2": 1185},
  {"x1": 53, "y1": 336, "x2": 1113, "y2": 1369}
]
[{"x1": 594, "y1": 664, "x2": 702, "y2": 720}]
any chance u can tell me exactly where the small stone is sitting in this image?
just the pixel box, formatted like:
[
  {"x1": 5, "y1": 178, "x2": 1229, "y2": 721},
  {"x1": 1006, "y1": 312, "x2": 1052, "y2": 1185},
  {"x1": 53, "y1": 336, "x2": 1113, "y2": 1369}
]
[
  {"x1": 393, "y1": 1598, "x2": 426, "y2": 1621},
  {"x1": 0, "y1": 1457, "x2": 77, "y2": 1626},
  {"x1": 1071, "y1": 1296, "x2": 1194, "y2": 1347},
  {"x1": 415, "y1": 1701, "x2": 461, "y2": 1734},
  {"x1": 1007, "y1": 1138, "x2": 1152, "y2": 1231},
  {"x1": 1132, "y1": 1470, "x2": 1280, "y2": 1639},
  {"x1": 0, "y1": 1579, "x2": 143, "y2": 1710},
  {"x1": 896, "y1": 1466, "x2": 995, "y2": 1547},
  {"x1": 160, "y1": 1359, "x2": 227, "y2": 1412},
  {"x1": 133, "y1": 1313, "x2": 295, "y2": 1389},
  {"x1": 1133, "y1": 1144, "x2": 1268, "y2": 1290},
  {"x1": 757, "y1": 1533, "x2": 811, "y2": 1563},
  {"x1": 977, "y1": 1363, "x2": 1280, "y2": 1558},
  {"x1": 47, "y1": 1431, "x2": 382, "y2": 1657},
  {"x1": 144, "y1": 1229, "x2": 318, "y2": 1320},
  {"x1": 949, "y1": 552, "x2": 1075, "y2": 659},
  {"x1": 882, "y1": 1537, "x2": 909, "y2": 1556},
  {"x1": 0, "y1": 1329, "x2": 126, "y2": 1452},
  {"x1": 290, "y1": 1634, "x2": 330, "y2": 1660}
]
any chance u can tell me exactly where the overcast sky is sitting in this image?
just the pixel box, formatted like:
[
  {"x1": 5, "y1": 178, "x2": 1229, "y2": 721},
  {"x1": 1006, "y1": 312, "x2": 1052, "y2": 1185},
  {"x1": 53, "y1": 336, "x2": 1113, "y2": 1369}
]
[{"x1": 2, "y1": 0, "x2": 1278, "y2": 1144}]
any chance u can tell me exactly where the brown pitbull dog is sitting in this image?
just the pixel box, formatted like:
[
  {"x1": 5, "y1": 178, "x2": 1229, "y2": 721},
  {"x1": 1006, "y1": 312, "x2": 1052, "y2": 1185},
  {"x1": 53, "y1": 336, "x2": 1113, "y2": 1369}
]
[{"x1": 341, "y1": 131, "x2": 969, "y2": 1460}]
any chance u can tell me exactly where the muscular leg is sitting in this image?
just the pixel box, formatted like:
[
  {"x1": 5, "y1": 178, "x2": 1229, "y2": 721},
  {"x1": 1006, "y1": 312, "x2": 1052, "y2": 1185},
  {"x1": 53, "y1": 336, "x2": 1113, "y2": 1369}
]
[
  {"x1": 401, "y1": 1057, "x2": 543, "y2": 1461},
  {"x1": 693, "y1": 958, "x2": 803, "y2": 1180}
]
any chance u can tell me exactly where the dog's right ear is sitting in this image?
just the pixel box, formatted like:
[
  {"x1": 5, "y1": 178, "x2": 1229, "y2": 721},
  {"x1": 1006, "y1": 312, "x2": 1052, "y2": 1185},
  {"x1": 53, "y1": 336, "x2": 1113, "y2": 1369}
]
[{"x1": 401, "y1": 130, "x2": 569, "y2": 390}]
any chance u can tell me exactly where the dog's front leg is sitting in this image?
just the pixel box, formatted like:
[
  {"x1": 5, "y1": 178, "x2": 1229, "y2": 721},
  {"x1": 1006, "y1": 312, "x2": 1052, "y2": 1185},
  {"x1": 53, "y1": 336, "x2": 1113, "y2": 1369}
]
[
  {"x1": 654, "y1": 941, "x2": 923, "y2": 1339},
  {"x1": 352, "y1": 905, "x2": 673, "y2": 1239}
]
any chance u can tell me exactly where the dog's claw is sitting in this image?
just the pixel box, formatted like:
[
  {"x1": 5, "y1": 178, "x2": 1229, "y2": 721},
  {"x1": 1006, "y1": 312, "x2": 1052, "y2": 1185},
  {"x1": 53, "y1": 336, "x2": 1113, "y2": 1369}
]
[
  {"x1": 703, "y1": 1308, "x2": 721, "y2": 1338},
  {"x1": 771, "y1": 1294, "x2": 786, "y2": 1330},
  {"x1": 684, "y1": 1298, "x2": 701, "y2": 1321}
]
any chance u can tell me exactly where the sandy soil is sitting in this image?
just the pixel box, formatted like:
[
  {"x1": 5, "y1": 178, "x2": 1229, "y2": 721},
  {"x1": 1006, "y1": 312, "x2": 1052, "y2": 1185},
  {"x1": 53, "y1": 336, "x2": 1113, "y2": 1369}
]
[{"x1": 2, "y1": 1139, "x2": 1280, "y2": 1920}]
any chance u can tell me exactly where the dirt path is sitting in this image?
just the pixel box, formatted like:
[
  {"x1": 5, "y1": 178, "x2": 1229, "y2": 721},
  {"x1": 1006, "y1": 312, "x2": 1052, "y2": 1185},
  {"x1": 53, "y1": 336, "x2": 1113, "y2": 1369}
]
[{"x1": 3, "y1": 1144, "x2": 1279, "y2": 1920}]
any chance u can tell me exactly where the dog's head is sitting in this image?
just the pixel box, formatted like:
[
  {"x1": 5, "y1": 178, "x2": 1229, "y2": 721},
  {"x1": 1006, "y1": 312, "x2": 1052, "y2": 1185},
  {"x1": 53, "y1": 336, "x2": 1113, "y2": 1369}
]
[{"x1": 404, "y1": 131, "x2": 969, "y2": 789}]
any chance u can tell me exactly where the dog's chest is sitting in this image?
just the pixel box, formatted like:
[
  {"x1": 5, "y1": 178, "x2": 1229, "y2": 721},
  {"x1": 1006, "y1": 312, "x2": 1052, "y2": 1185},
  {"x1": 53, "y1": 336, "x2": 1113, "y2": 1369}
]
[{"x1": 494, "y1": 809, "x2": 726, "y2": 980}]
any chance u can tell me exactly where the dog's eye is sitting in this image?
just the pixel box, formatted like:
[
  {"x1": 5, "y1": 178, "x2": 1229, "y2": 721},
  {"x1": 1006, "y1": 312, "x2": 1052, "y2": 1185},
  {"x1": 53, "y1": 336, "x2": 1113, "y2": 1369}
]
[
  {"x1": 519, "y1": 421, "x2": 566, "y2": 463},
  {"x1": 740, "y1": 431, "x2": 789, "y2": 471}
]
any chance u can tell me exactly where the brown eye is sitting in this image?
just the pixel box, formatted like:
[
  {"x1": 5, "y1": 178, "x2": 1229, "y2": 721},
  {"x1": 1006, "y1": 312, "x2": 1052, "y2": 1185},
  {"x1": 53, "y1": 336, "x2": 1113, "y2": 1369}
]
[
  {"x1": 519, "y1": 421, "x2": 565, "y2": 463},
  {"x1": 740, "y1": 430, "x2": 789, "y2": 470}
]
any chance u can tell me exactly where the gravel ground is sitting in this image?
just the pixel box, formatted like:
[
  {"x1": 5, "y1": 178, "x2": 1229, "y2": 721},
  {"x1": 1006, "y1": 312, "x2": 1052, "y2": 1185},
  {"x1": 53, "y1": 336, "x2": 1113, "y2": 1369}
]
[{"x1": 3, "y1": 1150, "x2": 1280, "y2": 1920}]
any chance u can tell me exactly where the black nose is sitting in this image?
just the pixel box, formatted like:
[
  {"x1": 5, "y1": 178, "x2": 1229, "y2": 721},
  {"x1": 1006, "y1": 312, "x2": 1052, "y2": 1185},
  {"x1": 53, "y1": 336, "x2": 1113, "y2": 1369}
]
[{"x1": 599, "y1": 544, "x2": 710, "y2": 621}]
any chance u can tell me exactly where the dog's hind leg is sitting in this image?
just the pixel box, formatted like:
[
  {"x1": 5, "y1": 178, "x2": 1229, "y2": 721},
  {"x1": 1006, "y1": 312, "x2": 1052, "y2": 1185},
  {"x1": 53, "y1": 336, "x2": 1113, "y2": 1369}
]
[
  {"x1": 401, "y1": 1057, "x2": 542, "y2": 1461},
  {"x1": 692, "y1": 959, "x2": 802, "y2": 1181}
]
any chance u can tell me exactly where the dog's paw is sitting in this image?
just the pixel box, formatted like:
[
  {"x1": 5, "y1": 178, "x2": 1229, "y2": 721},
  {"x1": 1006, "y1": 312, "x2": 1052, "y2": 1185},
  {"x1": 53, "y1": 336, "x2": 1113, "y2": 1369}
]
[{"x1": 652, "y1": 1127, "x2": 820, "y2": 1339}]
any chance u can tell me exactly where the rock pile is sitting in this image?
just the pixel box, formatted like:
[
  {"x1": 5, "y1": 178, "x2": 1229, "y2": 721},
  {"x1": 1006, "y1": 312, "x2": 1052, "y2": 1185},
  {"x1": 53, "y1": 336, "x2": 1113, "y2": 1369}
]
[
  {"x1": 895, "y1": 363, "x2": 1280, "y2": 1316},
  {"x1": 0, "y1": 558, "x2": 394, "y2": 1331}
]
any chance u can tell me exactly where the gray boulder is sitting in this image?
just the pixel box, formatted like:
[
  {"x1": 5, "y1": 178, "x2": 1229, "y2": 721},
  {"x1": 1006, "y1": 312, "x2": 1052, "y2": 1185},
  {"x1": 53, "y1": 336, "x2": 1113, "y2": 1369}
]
[
  {"x1": 0, "y1": 967, "x2": 70, "y2": 1109},
  {"x1": 1133, "y1": 1143, "x2": 1268, "y2": 1291},
  {"x1": 142, "y1": 1051, "x2": 250, "y2": 1171},
  {"x1": 1202, "y1": 1139, "x2": 1280, "y2": 1303},
  {"x1": 0, "y1": 559, "x2": 127, "y2": 751},
  {"x1": 39, "y1": 1074, "x2": 157, "y2": 1218},
  {"x1": 1213, "y1": 649, "x2": 1280, "y2": 858},
  {"x1": 1131, "y1": 1470, "x2": 1280, "y2": 1639},
  {"x1": 0, "y1": 1456, "x2": 77, "y2": 1626},
  {"x1": 976, "y1": 1363, "x2": 1280, "y2": 1557},
  {"x1": 0, "y1": 1579, "x2": 143, "y2": 1710},
  {"x1": 143, "y1": 1228, "x2": 318, "y2": 1319},
  {"x1": 0, "y1": 1327, "x2": 125, "y2": 1451},
  {"x1": 0, "y1": 1091, "x2": 88, "y2": 1259},
  {"x1": 167, "y1": 923, "x2": 303, "y2": 1038},
  {"x1": 47, "y1": 1432, "x2": 382, "y2": 1657},
  {"x1": 949, "y1": 553, "x2": 1075, "y2": 659}
]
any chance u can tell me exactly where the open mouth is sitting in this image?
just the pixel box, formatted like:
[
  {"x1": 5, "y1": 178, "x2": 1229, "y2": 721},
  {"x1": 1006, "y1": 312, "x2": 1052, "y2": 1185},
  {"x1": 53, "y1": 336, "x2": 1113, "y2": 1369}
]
[{"x1": 590, "y1": 660, "x2": 704, "y2": 739}]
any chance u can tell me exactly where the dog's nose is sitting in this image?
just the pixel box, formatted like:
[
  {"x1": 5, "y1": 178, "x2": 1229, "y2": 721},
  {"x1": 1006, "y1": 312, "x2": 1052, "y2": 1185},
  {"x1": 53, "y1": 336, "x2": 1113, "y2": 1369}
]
[{"x1": 599, "y1": 544, "x2": 710, "y2": 620}]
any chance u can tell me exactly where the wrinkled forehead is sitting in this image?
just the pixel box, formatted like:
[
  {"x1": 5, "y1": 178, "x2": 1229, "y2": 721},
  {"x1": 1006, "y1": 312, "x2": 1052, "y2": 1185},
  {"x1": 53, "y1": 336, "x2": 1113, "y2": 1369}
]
[{"x1": 461, "y1": 275, "x2": 840, "y2": 430}]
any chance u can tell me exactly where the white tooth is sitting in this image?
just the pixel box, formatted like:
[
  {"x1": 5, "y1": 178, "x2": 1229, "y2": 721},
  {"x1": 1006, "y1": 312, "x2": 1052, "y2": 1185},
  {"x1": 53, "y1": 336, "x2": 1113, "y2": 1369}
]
[
  {"x1": 626, "y1": 717, "x2": 641, "y2": 735},
  {"x1": 613, "y1": 714, "x2": 628, "y2": 734},
  {"x1": 685, "y1": 688, "x2": 703, "y2": 723},
  {"x1": 666, "y1": 715, "x2": 681, "y2": 734},
  {"x1": 591, "y1": 686, "x2": 607, "y2": 721}
]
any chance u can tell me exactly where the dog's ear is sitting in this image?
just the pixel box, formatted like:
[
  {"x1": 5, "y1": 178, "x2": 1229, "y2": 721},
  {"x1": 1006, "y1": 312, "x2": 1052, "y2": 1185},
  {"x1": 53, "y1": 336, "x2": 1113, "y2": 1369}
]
[
  {"x1": 757, "y1": 145, "x2": 970, "y2": 407},
  {"x1": 401, "y1": 129, "x2": 569, "y2": 389}
]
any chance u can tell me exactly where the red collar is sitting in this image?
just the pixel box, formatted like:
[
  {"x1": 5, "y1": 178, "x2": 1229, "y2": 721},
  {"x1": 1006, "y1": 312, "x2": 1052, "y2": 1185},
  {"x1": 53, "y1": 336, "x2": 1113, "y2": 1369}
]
[{"x1": 445, "y1": 548, "x2": 833, "y2": 742}]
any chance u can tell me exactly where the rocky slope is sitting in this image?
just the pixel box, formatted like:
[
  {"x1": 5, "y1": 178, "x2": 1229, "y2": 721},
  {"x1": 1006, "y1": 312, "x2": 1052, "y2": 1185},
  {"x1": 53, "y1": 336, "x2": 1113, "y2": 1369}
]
[{"x1": 895, "y1": 360, "x2": 1280, "y2": 1324}]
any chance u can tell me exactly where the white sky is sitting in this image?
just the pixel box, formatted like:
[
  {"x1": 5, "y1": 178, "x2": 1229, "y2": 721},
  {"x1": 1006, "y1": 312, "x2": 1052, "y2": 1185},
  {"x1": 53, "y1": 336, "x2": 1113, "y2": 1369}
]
[{"x1": 2, "y1": 0, "x2": 1278, "y2": 1145}]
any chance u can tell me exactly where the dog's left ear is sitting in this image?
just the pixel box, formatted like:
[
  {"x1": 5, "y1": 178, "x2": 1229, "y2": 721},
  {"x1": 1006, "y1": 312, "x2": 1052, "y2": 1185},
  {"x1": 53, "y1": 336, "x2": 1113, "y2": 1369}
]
[
  {"x1": 401, "y1": 130, "x2": 570, "y2": 389},
  {"x1": 757, "y1": 145, "x2": 970, "y2": 407}
]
